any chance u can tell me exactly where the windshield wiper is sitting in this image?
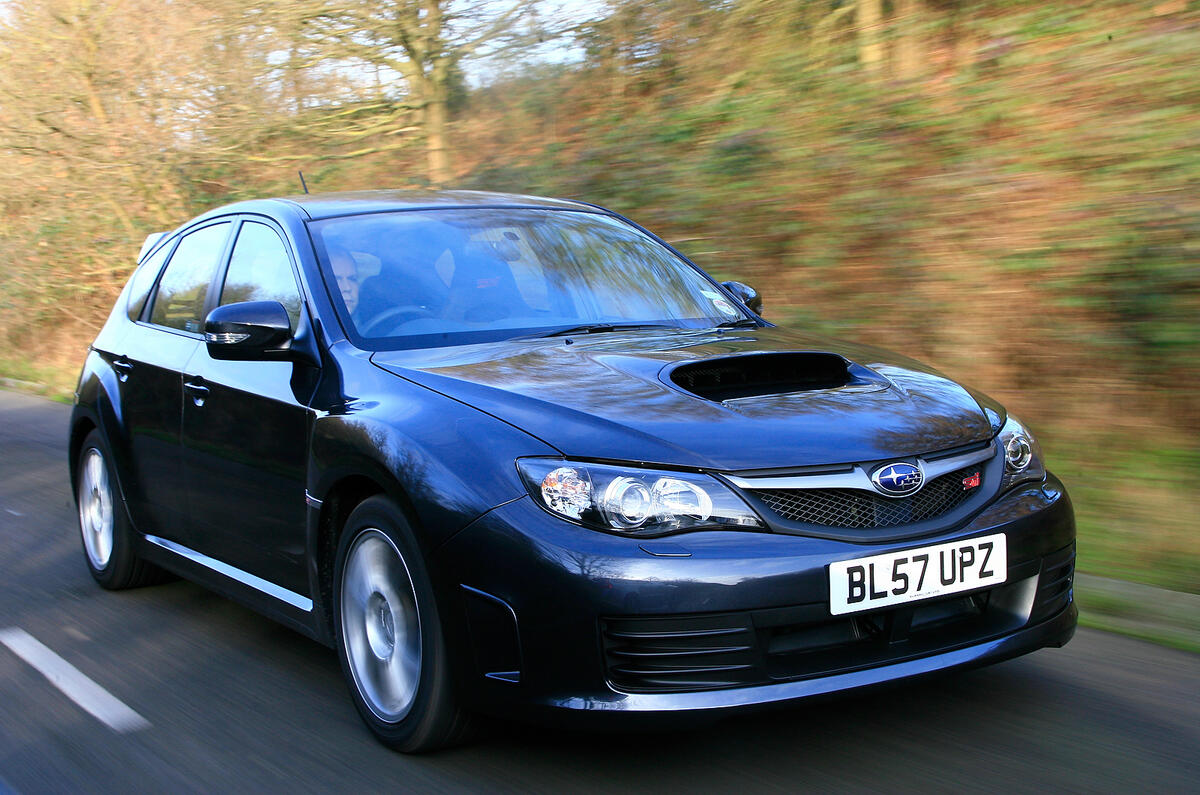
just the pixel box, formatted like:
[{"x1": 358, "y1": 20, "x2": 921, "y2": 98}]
[
  {"x1": 713, "y1": 318, "x2": 760, "y2": 329},
  {"x1": 521, "y1": 322, "x2": 674, "y2": 339}
]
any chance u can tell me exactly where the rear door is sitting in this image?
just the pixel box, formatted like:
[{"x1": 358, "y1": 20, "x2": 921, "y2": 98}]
[
  {"x1": 117, "y1": 220, "x2": 233, "y2": 543},
  {"x1": 180, "y1": 217, "x2": 317, "y2": 599}
]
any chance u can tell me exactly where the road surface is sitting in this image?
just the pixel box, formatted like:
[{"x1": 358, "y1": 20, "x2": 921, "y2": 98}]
[{"x1": 1, "y1": 389, "x2": 1197, "y2": 793}]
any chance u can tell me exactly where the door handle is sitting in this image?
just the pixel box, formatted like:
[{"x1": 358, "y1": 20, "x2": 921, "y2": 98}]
[
  {"x1": 184, "y1": 380, "x2": 209, "y2": 407},
  {"x1": 112, "y1": 358, "x2": 133, "y2": 382}
]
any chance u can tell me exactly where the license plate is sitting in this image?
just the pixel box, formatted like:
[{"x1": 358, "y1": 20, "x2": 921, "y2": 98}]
[{"x1": 828, "y1": 533, "x2": 1007, "y2": 616}]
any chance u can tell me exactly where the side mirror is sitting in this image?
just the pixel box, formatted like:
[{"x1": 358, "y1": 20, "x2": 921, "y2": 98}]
[
  {"x1": 721, "y1": 281, "x2": 763, "y2": 315},
  {"x1": 204, "y1": 301, "x2": 293, "y2": 361}
]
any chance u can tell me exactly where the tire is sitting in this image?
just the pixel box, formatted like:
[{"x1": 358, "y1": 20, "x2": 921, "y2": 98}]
[
  {"x1": 75, "y1": 430, "x2": 165, "y2": 589},
  {"x1": 333, "y1": 495, "x2": 473, "y2": 752}
]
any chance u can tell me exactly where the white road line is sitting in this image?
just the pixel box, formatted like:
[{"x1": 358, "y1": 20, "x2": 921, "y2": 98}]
[{"x1": 0, "y1": 627, "x2": 150, "y2": 733}]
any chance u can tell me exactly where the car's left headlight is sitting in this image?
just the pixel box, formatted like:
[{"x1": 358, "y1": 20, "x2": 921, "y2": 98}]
[
  {"x1": 516, "y1": 458, "x2": 765, "y2": 537},
  {"x1": 997, "y1": 414, "x2": 1046, "y2": 492}
]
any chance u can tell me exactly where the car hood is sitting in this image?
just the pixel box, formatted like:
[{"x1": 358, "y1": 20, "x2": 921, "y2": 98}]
[{"x1": 370, "y1": 328, "x2": 1001, "y2": 471}]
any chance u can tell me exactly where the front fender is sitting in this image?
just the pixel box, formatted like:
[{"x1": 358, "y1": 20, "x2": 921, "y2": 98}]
[{"x1": 308, "y1": 390, "x2": 558, "y2": 549}]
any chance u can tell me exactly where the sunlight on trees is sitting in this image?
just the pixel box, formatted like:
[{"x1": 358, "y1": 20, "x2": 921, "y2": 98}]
[{"x1": 276, "y1": 0, "x2": 534, "y2": 184}]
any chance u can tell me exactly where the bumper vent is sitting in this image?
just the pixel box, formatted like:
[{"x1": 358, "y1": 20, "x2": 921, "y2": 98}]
[
  {"x1": 601, "y1": 614, "x2": 760, "y2": 692},
  {"x1": 751, "y1": 465, "x2": 982, "y2": 529},
  {"x1": 1030, "y1": 543, "x2": 1075, "y2": 623}
]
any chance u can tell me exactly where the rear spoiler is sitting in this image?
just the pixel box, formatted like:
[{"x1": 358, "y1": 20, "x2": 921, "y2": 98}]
[{"x1": 137, "y1": 231, "x2": 169, "y2": 263}]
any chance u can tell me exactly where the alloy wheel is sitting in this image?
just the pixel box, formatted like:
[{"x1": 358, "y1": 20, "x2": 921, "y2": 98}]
[
  {"x1": 340, "y1": 528, "x2": 423, "y2": 723},
  {"x1": 78, "y1": 447, "x2": 114, "y2": 570}
]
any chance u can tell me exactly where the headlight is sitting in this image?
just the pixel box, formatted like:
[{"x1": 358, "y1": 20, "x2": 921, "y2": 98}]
[
  {"x1": 997, "y1": 414, "x2": 1046, "y2": 491},
  {"x1": 517, "y1": 458, "x2": 764, "y2": 537}
]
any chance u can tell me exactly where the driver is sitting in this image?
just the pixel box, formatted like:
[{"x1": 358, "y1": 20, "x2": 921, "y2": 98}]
[{"x1": 330, "y1": 248, "x2": 361, "y2": 315}]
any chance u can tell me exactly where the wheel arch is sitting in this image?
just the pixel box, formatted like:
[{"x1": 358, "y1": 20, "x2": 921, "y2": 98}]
[
  {"x1": 69, "y1": 361, "x2": 129, "y2": 504},
  {"x1": 68, "y1": 414, "x2": 98, "y2": 498},
  {"x1": 313, "y1": 472, "x2": 388, "y2": 638}
]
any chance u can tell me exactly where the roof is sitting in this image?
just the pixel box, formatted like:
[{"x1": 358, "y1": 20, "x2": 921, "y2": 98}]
[
  {"x1": 153, "y1": 190, "x2": 610, "y2": 255},
  {"x1": 273, "y1": 189, "x2": 594, "y2": 220}
]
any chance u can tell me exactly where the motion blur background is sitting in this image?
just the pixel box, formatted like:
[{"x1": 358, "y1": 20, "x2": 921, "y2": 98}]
[{"x1": 0, "y1": 0, "x2": 1195, "y2": 598}]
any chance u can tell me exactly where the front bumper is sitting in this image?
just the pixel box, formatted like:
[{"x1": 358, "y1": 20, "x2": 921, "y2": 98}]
[{"x1": 434, "y1": 473, "x2": 1076, "y2": 724}]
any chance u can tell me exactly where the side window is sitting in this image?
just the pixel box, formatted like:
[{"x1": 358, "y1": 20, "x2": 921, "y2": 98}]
[
  {"x1": 219, "y1": 222, "x2": 303, "y2": 330},
  {"x1": 126, "y1": 240, "x2": 172, "y2": 321},
  {"x1": 149, "y1": 222, "x2": 231, "y2": 333}
]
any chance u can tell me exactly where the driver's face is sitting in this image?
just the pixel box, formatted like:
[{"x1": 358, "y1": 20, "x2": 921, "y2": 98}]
[{"x1": 331, "y1": 254, "x2": 359, "y2": 313}]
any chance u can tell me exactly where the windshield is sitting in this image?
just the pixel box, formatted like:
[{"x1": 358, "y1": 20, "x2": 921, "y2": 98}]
[{"x1": 310, "y1": 208, "x2": 749, "y2": 349}]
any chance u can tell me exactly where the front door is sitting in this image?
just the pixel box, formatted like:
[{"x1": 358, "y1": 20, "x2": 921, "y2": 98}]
[{"x1": 180, "y1": 219, "x2": 317, "y2": 598}]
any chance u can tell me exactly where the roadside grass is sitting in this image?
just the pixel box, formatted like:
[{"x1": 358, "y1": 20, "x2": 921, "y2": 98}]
[
  {"x1": 0, "y1": 354, "x2": 75, "y2": 402},
  {"x1": 1077, "y1": 610, "x2": 1200, "y2": 656},
  {"x1": 1044, "y1": 432, "x2": 1200, "y2": 594},
  {"x1": 1075, "y1": 574, "x2": 1200, "y2": 655}
]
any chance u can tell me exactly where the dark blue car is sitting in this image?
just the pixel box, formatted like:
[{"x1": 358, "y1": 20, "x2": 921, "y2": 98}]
[{"x1": 70, "y1": 190, "x2": 1076, "y2": 751}]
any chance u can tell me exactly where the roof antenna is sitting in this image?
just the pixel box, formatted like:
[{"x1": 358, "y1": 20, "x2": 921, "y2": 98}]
[{"x1": 298, "y1": 170, "x2": 310, "y2": 194}]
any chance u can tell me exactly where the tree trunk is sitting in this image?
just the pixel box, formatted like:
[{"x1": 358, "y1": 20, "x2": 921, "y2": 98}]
[
  {"x1": 858, "y1": 0, "x2": 885, "y2": 73},
  {"x1": 425, "y1": 90, "x2": 451, "y2": 186},
  {"x1": 894, "y1": 0, "x2": 924, "y2": 80},
  {"x1": 423, "y1": 54, "x2": 452, "y2": 186}
]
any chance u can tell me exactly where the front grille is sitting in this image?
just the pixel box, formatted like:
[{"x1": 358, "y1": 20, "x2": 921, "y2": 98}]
[{"x1": 751, "y1": 465, "x2": 982, "y2": 529}]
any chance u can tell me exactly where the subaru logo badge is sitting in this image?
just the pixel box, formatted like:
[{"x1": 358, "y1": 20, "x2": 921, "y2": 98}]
[{"x1": 871, "y1": 462, "x2": 924, "y2": 497}]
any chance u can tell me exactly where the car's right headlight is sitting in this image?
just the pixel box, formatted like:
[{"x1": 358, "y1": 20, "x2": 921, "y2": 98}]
[
  {"x1": 516, "y1": 458, "x2": 764, "y2": 537},
  {"x1": 997, "y1": 414, "x2": 1046, "y2": 492}
]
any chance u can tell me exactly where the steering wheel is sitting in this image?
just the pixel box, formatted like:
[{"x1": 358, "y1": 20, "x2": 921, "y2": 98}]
[{"x1": 360, "y1": 305, "x2": 436, "y2": 336}]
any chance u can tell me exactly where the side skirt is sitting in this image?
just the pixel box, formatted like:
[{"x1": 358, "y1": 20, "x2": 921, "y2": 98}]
[{"x1": 138, "y1": 535, "x2": 333, "y2": 647}]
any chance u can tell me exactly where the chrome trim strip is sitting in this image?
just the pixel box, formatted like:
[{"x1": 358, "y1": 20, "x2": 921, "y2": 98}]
[
  {"x1": 727, "y1": 468, "x2": 876, "y2": 492},
  {"x1": 725, "y1": 442, "x2": 995, "y2": 491},
  {"x1": 921, "y1": 442, "x2": 996, "y2": 479},
  {"x1": 305, "y1": 491, "x2": 323, "y2": 509},
  {"x1": 144, "y1": 535, "x2": 313, "y2": 612}
]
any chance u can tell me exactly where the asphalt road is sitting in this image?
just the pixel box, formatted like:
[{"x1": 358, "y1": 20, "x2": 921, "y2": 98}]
[{"x1": 1, "y1": 389, "x2": 1197, "y2": 794}]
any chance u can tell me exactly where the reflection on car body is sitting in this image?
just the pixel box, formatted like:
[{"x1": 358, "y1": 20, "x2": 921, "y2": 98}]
[{"x1": 69, "y1": 190, "x2": 1076, "y2": 752}]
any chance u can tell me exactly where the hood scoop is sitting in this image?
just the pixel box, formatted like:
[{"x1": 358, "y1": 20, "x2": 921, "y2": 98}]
[{"x1": 668, "y1": 352, "x2": 885, "y2": 402}]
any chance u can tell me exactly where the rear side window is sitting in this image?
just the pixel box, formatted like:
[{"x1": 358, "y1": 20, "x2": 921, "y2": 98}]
[
  {"x1": 127, "y1": 241, "x2": 172, "y2": 321},
  {"x1": 149, "y1": 222, "x2": 231, "y2": 333},
  {"x1": 219, "y1": 222, "x2": 303, "y2": 331}
]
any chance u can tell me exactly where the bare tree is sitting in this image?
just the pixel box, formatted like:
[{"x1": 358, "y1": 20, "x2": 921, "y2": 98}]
[
  {"x1": 0, "y1": 0, "x2": 275, "y2": 362},
  {"x1": 0, "y1": 0, "x2": 218, "y2": 335},
  {"x1": 281, "y1": 0, "x2": 533, "y2": 185},
  {"x1": 0, "y1": 0, "x2": 204, "y2": 231}
]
